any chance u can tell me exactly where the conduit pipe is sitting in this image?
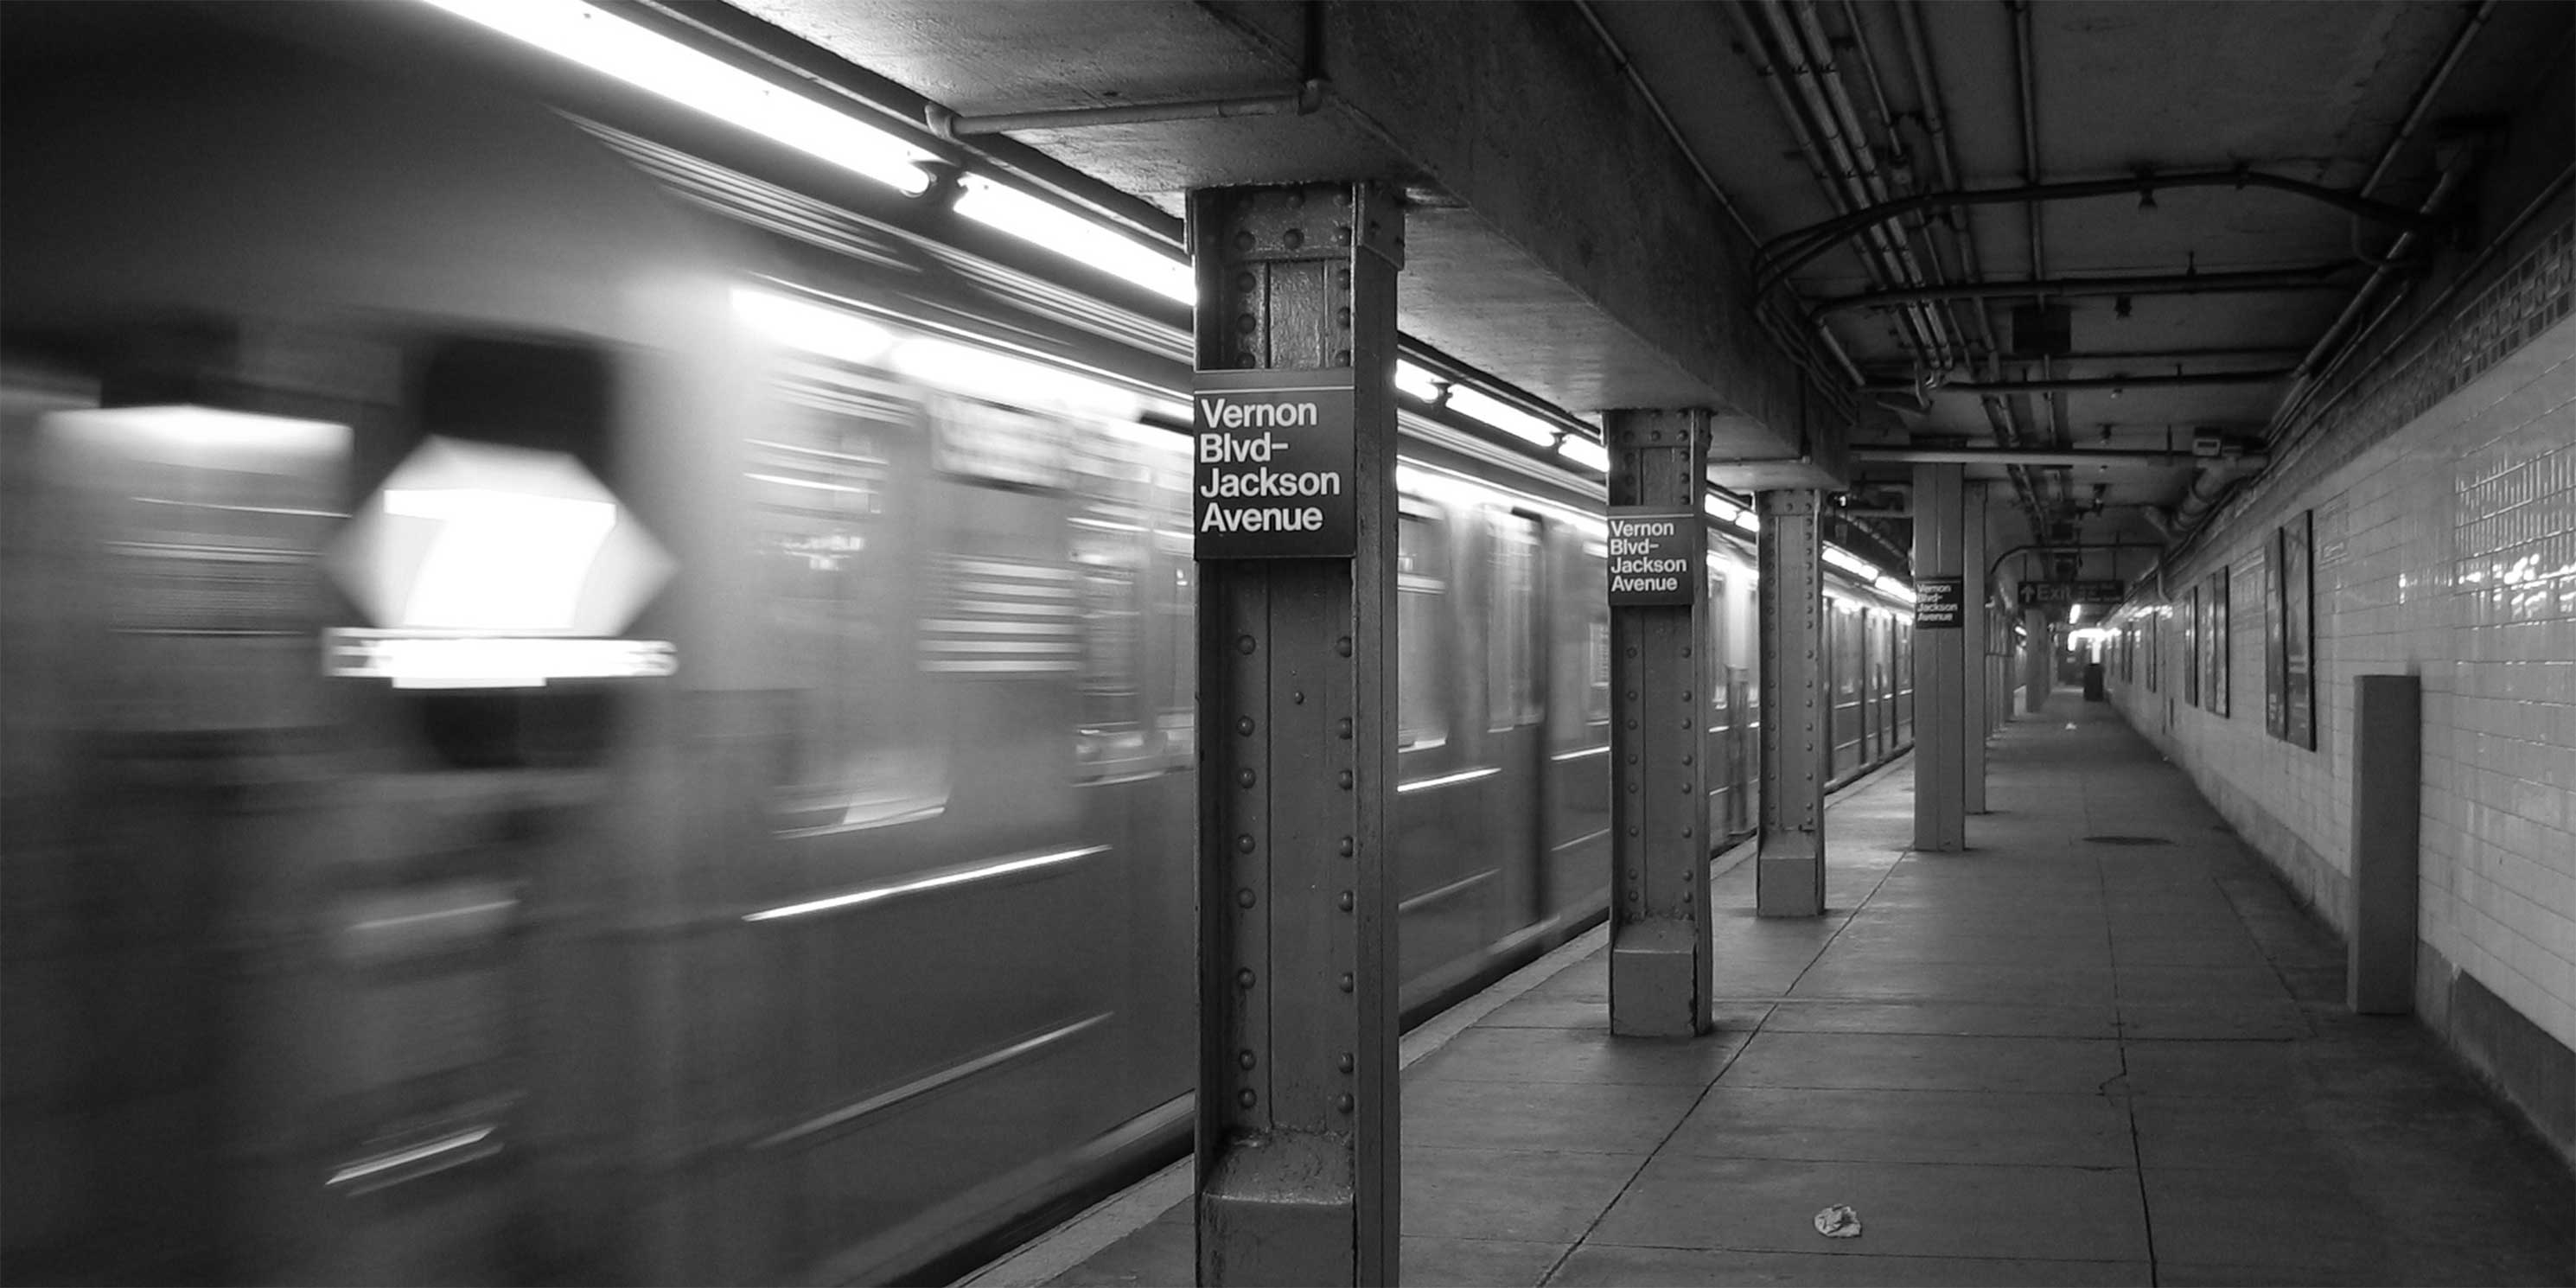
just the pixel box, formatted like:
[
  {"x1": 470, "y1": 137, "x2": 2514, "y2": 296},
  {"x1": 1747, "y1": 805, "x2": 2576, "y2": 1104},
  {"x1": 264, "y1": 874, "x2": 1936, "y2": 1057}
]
[
  {"x1": 1895, "y1": 0, "x2": 2048, "y2": 541},
  {"x1": 928, "y1": 81, "x2": 1325, "y2": 137},
  {"x1": 1732, "y1": 1, "x2": 1954, "y2": 366}
]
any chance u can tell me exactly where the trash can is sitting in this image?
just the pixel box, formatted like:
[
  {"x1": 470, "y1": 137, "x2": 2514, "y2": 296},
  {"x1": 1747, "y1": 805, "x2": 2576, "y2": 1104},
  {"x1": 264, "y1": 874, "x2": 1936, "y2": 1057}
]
[{"x1": 2082, "y1": 660, "x2": 2106, "y2": 701}]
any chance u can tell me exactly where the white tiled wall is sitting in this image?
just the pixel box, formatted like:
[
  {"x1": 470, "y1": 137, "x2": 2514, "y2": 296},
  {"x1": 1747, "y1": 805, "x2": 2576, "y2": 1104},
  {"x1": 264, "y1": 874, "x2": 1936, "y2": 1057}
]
[{"x1": 2110, "y1": 309, "x2": 2576, "y2": 1055}]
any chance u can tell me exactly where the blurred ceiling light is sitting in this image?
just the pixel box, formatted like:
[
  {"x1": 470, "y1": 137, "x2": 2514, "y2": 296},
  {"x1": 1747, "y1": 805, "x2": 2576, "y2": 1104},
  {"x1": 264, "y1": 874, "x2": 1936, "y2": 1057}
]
[
  {"x1": 952, "y1": 175, "x2": 1192, "y2": 303},
  {"x1": 420, "y1": 0, "x2": 933, "y2": 194},
  {"x1": 1393, "y1": 360, "x2": 1446, "y2": 403},
  {"x1": 1822, "y1": 545, "x2": 1881, "y2": 579},
  {"x1": 1445, "y1": 387, "x2": 1557, "y2": 448},
  {"x1": 1873, "y1": 574, "x2": 1917, "y2": 604},
  {"x1": 1554, "y1": 435, "x2": 1610, "y2": 472},
  {"x1": 733, "y1": 286, "x2": 894, "y2": 362}
]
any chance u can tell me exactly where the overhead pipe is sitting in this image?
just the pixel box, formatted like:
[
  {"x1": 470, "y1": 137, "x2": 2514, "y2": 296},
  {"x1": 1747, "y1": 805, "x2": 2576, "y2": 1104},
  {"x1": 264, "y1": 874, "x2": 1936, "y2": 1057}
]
[
  {"x1": 1811, "y1": 262, "x2": 2359, "y2": 316},
  {"x1": 1856, "y1": 446, "x2": 2268, "y2": 469},
  {"x1": 1776, "y1": 0, "x2": 1965, "y2": 367},
  {"x1": 1731, "y1": 2, "x2": 1955, "y2": 366},
  {"x1": 1894, "y1": 0, "x2": 2049, "y2": 541},
  {"x1": 1570, "y1": 0, "x2": 1867, "y2": 392}
]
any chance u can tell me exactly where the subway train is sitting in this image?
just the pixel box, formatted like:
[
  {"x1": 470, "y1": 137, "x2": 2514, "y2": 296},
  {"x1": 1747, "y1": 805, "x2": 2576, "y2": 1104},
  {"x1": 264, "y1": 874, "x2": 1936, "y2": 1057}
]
[{"x1": 0, "y1": 10, "x2": 1914, "y2": 1285}]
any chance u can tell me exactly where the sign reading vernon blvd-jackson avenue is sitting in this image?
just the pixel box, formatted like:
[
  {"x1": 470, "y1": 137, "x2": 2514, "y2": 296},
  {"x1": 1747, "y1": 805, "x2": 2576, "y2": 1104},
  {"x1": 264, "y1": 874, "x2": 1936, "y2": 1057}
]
[
  {"x1": 1606, "y1": 507, "x2": 1701, "y2": 607},
  {"x1": 1192, "y1": 368, "x2": 1357, "y2": 558}
]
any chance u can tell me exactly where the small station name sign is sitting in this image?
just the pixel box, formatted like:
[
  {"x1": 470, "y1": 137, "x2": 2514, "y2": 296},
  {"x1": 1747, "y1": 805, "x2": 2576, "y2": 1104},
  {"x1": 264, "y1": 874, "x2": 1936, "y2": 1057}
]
[
  {"x1": 1915, "y1": 576, "x2": 1964, "y2": 628},
  {"x1": 1606, "y1": 507, "x2": 1700, "y2": 607},
  {"x1": 1192, "y1": 368, "x2": 1356, "y2": 559}
]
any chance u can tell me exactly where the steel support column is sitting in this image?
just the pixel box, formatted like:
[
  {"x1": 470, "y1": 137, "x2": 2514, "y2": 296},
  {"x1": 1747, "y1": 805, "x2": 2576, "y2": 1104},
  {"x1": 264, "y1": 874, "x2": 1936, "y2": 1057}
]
[
  {"x1": 1190, "y1": 182, "x2": 1401, "y2": 1287},
  {"x1": 1757, "y1": 489, "x2": 1827, "y2": 916},
  {"x1": 1962, "y1": 483, "x2": 1989, "y2": 814},
  {"x1": 1911, "y1": 466, "x2": 1966, "y2": 851},
  {"x1": 2025, "y1": 608, "x2": 2051, "y2": 713},
  {"x1": 1605, "y1": 410, "x2": 1713, "y2": 1035}
]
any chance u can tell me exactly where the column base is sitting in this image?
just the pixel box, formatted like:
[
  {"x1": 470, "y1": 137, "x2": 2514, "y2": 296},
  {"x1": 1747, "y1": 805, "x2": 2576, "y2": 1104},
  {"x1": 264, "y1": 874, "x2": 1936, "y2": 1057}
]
[{"x1": 1610, "y1": 919, "x2": 1710, "y2": 1037}]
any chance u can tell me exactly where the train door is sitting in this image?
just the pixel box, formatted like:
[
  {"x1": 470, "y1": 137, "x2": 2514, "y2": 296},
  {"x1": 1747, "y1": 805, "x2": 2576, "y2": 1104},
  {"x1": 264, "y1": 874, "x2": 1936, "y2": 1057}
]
[
  {"x1": 1544, "y1": 536, "x2": 1612, "y2": 918},
  {"x1": 1485, "y1": 510, "x2": 1548, "y2": 935}
]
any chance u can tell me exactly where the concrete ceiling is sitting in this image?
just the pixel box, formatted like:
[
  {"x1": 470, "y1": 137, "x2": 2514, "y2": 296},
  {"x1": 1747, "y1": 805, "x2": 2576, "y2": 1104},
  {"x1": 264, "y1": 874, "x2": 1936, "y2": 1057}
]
[{"x1": 722, "y1": 0, "x2": 2567, "y2": 558}]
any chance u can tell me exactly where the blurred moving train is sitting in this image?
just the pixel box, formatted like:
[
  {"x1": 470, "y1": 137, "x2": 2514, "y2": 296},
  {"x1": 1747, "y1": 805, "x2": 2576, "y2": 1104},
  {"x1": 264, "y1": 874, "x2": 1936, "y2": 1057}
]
[{"x1": 0, "y1": 8, "x2": 1914, "y2": 1285}]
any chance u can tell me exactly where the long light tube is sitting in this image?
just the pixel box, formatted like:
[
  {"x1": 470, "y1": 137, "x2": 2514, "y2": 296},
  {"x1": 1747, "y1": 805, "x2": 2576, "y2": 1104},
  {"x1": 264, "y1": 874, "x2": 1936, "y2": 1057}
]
[
  {"x1": 420, "y1": 0, "x2": 934, "y2": 194},
  {"x1": 1445, "y1": 387, "x2": 1559, "y2": 448},
  {"x1": 952, "y1": 176, "x2": 1192, "y2": 303},
  {"x1": 1554, "y1": 435, "x2": 1610, "y2": 472}
]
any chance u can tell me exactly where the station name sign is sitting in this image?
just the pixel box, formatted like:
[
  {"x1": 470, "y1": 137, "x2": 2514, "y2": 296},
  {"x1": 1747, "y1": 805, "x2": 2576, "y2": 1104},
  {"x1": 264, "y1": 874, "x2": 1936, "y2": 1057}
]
[
  {"x1": 1192, "y1": 368, "x2": 1355, "y2": 558},
  {"x1": 1606, "y1": 507, "x2": 1700, "y2": 607},
  {"x1": 1915, "y1": 575, "x2": 1964, "y2": 628},
  {"x1": 2016, "y1": 579, "x2": 2125, "y2": 607}
]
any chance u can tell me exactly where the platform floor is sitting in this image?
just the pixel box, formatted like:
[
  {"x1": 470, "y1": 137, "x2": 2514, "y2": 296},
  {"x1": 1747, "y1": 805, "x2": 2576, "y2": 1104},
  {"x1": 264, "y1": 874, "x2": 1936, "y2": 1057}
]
[{"x1": 971, "y1": 698, "x2": 2575, "y2": 1287}]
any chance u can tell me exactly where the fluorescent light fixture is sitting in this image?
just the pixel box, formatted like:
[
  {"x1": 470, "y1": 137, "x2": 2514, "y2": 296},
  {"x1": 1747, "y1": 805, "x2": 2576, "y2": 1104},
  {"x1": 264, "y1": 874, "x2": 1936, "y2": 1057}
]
[
  {"x1": 1822, "y1": 545, "x2": 1880, "y2": 579},
  {"x1": 1554, "y1": 435, "x2": 1610, "y2": 472},
  {"x1": 1393, "y1": 360, "x2": 1445, "y2": 403},
  {"x1": 1445, "y1": 387, "x2": 1557, "y2": 448},
  {"x1": 382, "y1": 488, "x2": 618, "y2": 630},
  {"x1": 1873, "y1": 574, "x2": 1916, "y2": 604},
  {"x1": 420, "y1": 0, "x2": 933, "y2": 194},
  {"x1": 952, "y1": 175, "x2": 1192, "y2": 303},
  {"x1": 734, "y1": 286, "x2": 893, "y2": 362},
  {"x1": 2068, "y1": 603, "x2": 2084, "y2": 624}
]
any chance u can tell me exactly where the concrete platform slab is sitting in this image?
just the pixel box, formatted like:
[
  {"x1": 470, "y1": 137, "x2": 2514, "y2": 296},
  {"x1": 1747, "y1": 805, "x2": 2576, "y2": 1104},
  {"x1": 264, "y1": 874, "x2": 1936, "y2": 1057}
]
[
  {"x1": 1589, "y1": 1155, "x2": 2151, "y2": 1262},
  {"x1": 1545, "y1": 1245, "x2": 2153, "y2": 1286},
  {"x1": 1663, "y1": 1087, "x2": 2136, "y2": 1168},
  {"x1": 976, "y1": 704, "x2": 2573, "y2": 1288}
]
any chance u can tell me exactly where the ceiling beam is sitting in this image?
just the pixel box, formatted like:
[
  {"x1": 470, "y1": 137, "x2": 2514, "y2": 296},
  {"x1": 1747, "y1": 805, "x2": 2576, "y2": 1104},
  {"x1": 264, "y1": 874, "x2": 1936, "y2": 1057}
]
[{"x1": 1854, "y1": 447, "x2": 2269, "y2": 469}]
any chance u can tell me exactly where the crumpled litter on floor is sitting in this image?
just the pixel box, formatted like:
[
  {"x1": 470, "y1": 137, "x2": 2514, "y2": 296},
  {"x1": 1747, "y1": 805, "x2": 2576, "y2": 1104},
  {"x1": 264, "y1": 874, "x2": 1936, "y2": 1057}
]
[{"x1": 1812, "y1": 1203, "x2": 1862, "y2": 1239}]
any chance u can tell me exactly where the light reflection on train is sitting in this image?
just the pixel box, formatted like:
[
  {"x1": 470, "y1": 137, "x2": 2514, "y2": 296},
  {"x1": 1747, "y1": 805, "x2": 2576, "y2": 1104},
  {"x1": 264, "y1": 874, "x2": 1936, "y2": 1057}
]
[{"x1": 0, "y1": 15, "x2": 1914, "y2": 1285}]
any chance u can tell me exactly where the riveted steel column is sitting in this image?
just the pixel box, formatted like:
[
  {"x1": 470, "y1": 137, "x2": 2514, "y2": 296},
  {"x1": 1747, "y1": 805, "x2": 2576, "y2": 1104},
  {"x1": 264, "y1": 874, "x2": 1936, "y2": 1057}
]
[
  {"x1": 1962, "y1": 482, "x2": 1989, "y2": 813},
  {"x1": 1604, "y1": 410, "x2": 1712, "y2": 1036},
  {"x1": 1190, "y1": 182, "x2": 1400, "y2": 1287},
  {"x1": 1912, "y1": 465, "x2": 1966, "y2": 851},
  {"x1": 1756, "y1": 489, "x2": 1827, "y2": 916}
]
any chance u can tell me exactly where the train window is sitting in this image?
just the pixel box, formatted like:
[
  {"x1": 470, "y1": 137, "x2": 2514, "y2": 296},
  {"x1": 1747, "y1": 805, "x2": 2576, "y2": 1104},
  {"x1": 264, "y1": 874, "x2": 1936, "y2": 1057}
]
[
  {"x1": 1579, "y1": 542, "x2": 1610, "y2": 733},
  {"x1": 1068, "y1": 421, "x2": 1190, "y2": 779},
  {"x1": 1485, "y1": 512, "x2": 1541, "y2": 730},
  {"x1": 1397, "y1": 506, "x2": 1449, "y2": 750},
  {"x1": 751, "y1": 354, "x2": 948, "y2": 833},
  {"x1": 1707, "y1": 567, "x2": 1729, "y2": 712},
  {"x1": 408, "y1": 337, "x2": 617, "y2": 768}
]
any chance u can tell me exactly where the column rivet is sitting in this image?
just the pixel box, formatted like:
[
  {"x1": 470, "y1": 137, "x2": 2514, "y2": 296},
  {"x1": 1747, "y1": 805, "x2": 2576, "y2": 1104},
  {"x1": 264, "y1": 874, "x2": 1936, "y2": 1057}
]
[
  {"x1": 1236, "y1": 968, "x2": 1256, "y2": 989},
  {"x1": 1236, "y1": 833, "x2": 1255, "y2": 853},
  {"x1": 1338, "y1": 972, "x2": 1355, "y2": 992},
  {"x1": 1238, "y1": 888, "x2": 1256, "y2": 908},
  {"x1": 1337, "y1": 770, "x2": 1354, "y2": 789},
  {"x1": 1237, "y1": 634, "x2": 1258, "y2": 654}
]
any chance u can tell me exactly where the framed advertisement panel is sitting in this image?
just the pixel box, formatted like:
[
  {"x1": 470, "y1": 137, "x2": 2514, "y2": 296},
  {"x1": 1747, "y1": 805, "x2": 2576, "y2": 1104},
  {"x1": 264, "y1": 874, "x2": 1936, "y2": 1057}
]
[
  {"x1": 2183, "y1": 586, "x2": 2200, "y2": 707},
  {"x1": 2207, "y1": 566, "x2": 2230, "y2": 717},
  {"x1": 2280, "y1": 512, "x2": 2315, "y2": 749}
]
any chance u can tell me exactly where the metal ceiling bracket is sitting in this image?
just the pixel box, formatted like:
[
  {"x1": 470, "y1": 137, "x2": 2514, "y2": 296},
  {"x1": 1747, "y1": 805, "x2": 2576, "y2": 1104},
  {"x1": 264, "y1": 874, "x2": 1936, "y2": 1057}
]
[{"x1": 927, "y1": 80, "x2": 1326, "y2": 137}]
